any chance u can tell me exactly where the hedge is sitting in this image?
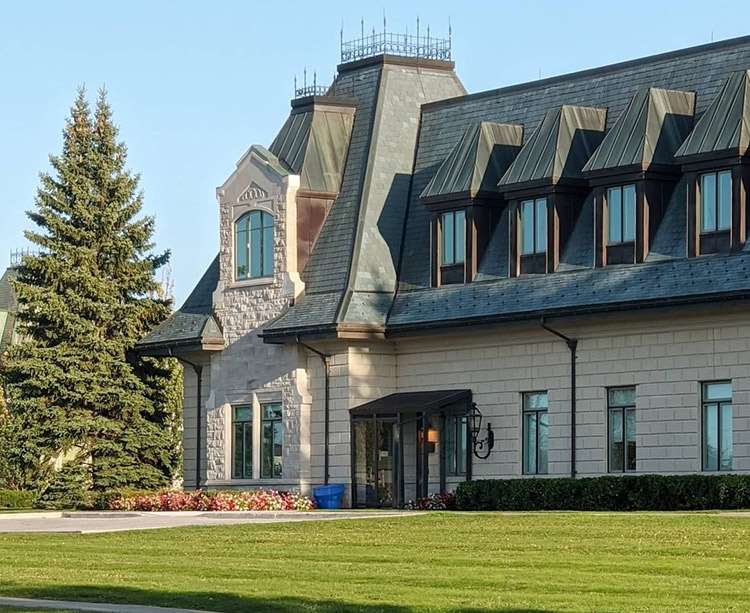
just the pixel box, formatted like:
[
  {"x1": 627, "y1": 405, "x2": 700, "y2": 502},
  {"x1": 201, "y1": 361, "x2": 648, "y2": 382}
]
[
  {"x1": 0, "y1": 489, "x2": 35, "y2": 509},
  {"x1": 455, "y1": 474, "x2": 750, "y2": 511}
]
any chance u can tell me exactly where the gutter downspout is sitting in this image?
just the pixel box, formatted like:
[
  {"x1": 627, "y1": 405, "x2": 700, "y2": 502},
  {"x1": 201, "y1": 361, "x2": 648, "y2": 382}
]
[
  {"x1": 296, "y1": 337, "x2": 331, "y2": 485},
  {"x1": 540, "y1": 319, "x2": 578, "y2": 479},
  {"x1": 169, "y1": 349, "x2": 203, "y2": 490}
]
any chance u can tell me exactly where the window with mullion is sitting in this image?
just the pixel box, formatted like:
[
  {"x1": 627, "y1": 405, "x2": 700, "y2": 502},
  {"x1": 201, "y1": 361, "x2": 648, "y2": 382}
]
[
  {"x1": 520, "y1": 198, "x2": 547, "y2": 255},
  {"x1": 700, "y1": 170, "x2": 731, "y2": 233},
  {"x1": 232, "y1": 405, "x2": 253, "y2": 479},
  {"x1": 607, "y1": 185, "x2": 636, "y2": 244},
  {"x1": 702, "y1": 381, "x2": 732, "y2": 471},
  {"x1": 608, "y1": 387, "x2": 636, "y2": 472},
  {"x1": 235, "y1": 210, "x2": 274, "y2": 281},
  {"x1": 261, "y1": 403, "x2": 283, "y2": 478},
  {"x1": 444, "y1": 415, "x2": 468, "y2": 476},
  {"x1": 440, "y1": 210, "x2": 466, "y2": 266},
  {"x1": 522, "y1": 392, "x2": 548, "y2": 475}
]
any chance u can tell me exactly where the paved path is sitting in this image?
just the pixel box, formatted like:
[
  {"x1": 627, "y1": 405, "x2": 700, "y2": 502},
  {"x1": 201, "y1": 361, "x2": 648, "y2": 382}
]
[
  {"x1": 0, "y1": 510, "x2": 412, "y2": 534},
  {"x1": 0, "y1": 596, "x2": 215, "y2": 612}
]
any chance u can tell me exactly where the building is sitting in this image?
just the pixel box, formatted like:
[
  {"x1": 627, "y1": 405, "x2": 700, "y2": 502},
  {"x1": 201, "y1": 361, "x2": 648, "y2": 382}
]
[
  {"x1": 0, "y1": 265, "x2": 19, "y2": 358},
  {"x1": 137, "y1": 31, "x2": 750, "y2": 507}
]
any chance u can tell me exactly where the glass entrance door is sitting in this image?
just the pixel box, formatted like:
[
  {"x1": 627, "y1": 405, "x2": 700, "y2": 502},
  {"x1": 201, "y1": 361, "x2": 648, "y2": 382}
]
[{"x1": 353, "y1": 418, "x2": 396, "y2": 508}]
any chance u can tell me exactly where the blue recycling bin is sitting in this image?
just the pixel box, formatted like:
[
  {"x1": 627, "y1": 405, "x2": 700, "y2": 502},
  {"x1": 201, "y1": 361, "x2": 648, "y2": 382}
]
[{"x1": 313, "y1": 483, "x2": 346, "y2": 509}]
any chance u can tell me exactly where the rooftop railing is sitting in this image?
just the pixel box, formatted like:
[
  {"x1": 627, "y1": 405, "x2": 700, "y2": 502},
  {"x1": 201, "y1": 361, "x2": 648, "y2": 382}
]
[{"x1": 340, "y1": 22, "x2": 451, "y2": 64}]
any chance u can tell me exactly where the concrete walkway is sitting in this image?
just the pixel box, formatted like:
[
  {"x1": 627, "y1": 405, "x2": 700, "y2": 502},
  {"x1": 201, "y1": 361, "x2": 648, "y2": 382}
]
[
  {"x1": 0, "y1": 510, "x2": 412, "y2": 534},
  {"x1": 0, "y1": 596, "x2": 215, "y2": 612}
]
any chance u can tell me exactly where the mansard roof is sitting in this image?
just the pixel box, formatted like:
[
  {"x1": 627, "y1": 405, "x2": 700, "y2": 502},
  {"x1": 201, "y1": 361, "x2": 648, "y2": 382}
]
[
  {"x1": 269, "y1": 96, "x2": 356, "y2": 194},
  {"x1": 583, "y1": 87, "x2": 695, "y2": 176},
  {"x1": 420, "y1": 121, "x2": 522, "y2": 202},
  {"x1": 498, "y1": 105, "x2": 606, "y2": 190},
  {"x1": 675, "y1": 69, "x2": 750, "y2": 161},
  {"x1": 136, "y1": 255, "x2": 224, "y2": 354},
  {"x1": 159, "y1": 35, "x2": 750, "y2": 345}
]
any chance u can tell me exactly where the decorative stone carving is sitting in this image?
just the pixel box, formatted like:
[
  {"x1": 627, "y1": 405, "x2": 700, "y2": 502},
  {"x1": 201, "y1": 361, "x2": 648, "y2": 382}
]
[{"x1": 239, "y1": 182, "x2": 269, "y2": 202}]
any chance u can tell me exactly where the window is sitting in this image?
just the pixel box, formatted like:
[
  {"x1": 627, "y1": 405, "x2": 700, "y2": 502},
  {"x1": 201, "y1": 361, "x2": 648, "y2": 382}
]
[
  {"x1": 523, "y1": 392, "x2": 548, "y2": 475},
  {"x1": 261, "y1": 403, "x2": 283, "y2": 478},
  {"x1": 235, "y1": 210, "x2": 274, "y2": 280},
  {"x1": 520, "y1": 198, "x2": 547, "y2": 255},
  {"x1": 440, "y1": 210, "x2": 466, "y2": 266},
  {"x1": 232, "y1": 406, "x2": 253, "y2": 479},
  {"x1": 607, "y1": 185, "x2": 636, "y2": 244},
  {"x1": 700, "y1": 170, "x2": 731, "y2": 233},
  {"x1": 444, "y1": 415, "x2": 468, "y2": 476},
  {"x1": 702, "y1": 381, "x2": 732, "y2": 471},
  {"x1": 608, "y1": 387, "x2": 636, "y2": 472}
]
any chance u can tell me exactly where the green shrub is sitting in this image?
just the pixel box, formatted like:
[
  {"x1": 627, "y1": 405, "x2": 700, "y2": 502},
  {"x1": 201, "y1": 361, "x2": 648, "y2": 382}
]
[
  {"x1": 0, "y1": 489, "x2": 35, "y2": 509},
  {"x1": 456, "y1": 474, "x2": 750, "y2": 512}
]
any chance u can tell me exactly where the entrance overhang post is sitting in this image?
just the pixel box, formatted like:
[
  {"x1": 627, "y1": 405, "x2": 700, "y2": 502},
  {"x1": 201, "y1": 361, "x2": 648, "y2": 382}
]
[
  {"x1": 465, "y1": 399, "x2": 473, "y2": 482},
  {"x1": 350, "y1": 417, "x2": 357, "y2": 508},
  {"x1": 439, "y1": 412, "x2": 447, "y2": 493},
  {"x1": 421, "y1": 412, "x2": 429, "y2": 499},
  {"x1": 398, "y1": 414, "x2": 405, "y2": 509}
]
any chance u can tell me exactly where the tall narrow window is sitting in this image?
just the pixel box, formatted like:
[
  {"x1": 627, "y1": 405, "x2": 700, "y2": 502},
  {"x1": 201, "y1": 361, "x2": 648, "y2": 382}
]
[
  {"x1": 235, "y1": 210, "x2": 274, "y2": 281},
  {"x1": 702, "y1": 381, "x2": 732, "y2": 471},
  {"x1": 444, "y1": 415, "x2": 468, "y2": 476},
  {"x1": 700, "y1": 170, "x2": 731, "y2": 233},
  {"x1": 232, "y1": 406, "x2": 253, "y2": 479},
  {"x1": 608, "y1": 387, "x2": 636, "y2": 472},
  {"x1": 520, "y1": 198, "x2": 547, "y2": 255},
  {"x1": 607, "y1": 185, "x2": 636, "y2": 244},
  {"x1": 261, "y1": 403, "x2": 283, "y2": 478},
  {"x1": 522, "y1": 392, "x2": 548, "y2": 475},
  {"x1": 440, "y1": 210, "x2": 465, "y2": 265}
]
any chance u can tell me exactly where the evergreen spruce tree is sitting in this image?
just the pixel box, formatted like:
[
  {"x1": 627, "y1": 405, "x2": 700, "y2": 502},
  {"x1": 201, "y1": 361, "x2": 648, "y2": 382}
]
[{"x1": 1, "y1": 89, "x2": 181, "y2": 504}]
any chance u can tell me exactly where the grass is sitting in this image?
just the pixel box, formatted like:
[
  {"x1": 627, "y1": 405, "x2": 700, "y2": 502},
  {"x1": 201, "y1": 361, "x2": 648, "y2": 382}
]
[{"x1": 0, "y1": 512, "x2": 749, "y2": 612}]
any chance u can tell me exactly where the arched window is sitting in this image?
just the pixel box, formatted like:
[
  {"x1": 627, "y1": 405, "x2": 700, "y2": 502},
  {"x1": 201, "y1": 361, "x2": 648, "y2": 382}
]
[{"x1": 235, "y1": 210, "x2": 274, "y2": 280}]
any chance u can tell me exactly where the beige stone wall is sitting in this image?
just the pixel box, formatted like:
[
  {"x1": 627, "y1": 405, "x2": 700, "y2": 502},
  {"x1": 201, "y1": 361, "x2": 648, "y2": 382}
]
[
  {"x1": 203, "y1": 149, "x2": 308, "y2": 490},
  {"x1": 393, "y1": 308, "x2": 750, "y2": 479}
]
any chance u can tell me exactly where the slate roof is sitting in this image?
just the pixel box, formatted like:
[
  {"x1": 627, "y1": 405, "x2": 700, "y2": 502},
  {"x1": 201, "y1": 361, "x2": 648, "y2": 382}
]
[
  {"x1": 168, "y1": 35, "x2": 750, "y2": 345},
  {"x1": 397, "y1": 35, "x2": 750, "y2": 313},
  {"x1": 269, "y1": 99, "x2": 355, "y2": 193},
  {"x1": 498, "y1": 105, "x2": 606, "y2": 189},
  {"x1": 136, "y1": 255, "x2": 224, "y2": 352},
  {"x1": 420, "y1": 121, "x2": 523, "y2": 201},
  {"x1": 583, "y1": 88, "x2": 695, "y2": 175},
  {"x1": 675, "y1": 69, "x2": 750, "y2": 159}
]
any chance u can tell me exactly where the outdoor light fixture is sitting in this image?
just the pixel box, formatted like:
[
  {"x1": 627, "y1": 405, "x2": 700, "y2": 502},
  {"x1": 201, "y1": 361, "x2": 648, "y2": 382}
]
[
  {"x1": 427, "y1": 428, "x2": 439, "y2": 453},
  {"x1": 468, "y1": 403, "x2": 494, "y2": 459}
]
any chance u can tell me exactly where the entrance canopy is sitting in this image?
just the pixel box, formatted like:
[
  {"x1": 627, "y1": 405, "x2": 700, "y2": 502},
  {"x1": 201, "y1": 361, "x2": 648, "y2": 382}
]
[{"x1": 350, "y1": 389, "x2": 472, "y2": 417}]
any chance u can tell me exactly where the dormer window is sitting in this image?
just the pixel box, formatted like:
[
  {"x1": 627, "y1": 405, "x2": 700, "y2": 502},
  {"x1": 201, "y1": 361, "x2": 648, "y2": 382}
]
[
  {"x1": 607, "y1": 185, "x2": 636, "y2": 245},
  {"x1": 700, "y1": 170, "x2": 731, "y2": 234},
  {"x1": 439, "y1": 210, "x2": 466, "y2": 285},
  {"x1": 235, "y1": 210, "x2": 274, "y2": 281},
  {"x1": 520, "y1": 198, "x2": 547, "y2": 255}
]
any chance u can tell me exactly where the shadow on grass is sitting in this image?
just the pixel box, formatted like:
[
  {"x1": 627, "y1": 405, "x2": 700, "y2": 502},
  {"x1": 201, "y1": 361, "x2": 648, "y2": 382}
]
[{"x1": 0, "y1": 583, "x2": 561, "y2": 613}]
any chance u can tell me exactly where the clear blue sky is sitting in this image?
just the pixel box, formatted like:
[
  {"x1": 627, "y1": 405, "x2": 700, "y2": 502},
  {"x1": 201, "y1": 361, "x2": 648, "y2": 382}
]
[{"x1": 1, "y1": 1, "x2": 749, "y2": 304}]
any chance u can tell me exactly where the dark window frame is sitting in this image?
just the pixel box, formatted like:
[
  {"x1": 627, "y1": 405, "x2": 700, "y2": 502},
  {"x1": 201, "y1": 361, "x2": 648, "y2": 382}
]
[
  {"x1": 444, "y1": 415, "x2": 468, "y2": 476},
  {"x1": 699, "y1": 169, "x2": 732, "y2": 234},
  {"x1": 702, "y1": 381, "x2": 733, "y2": 472},
  {"x1": 235, "y1": 210, "x2": 274, "y2": 281},
  {"x1": 261, "y1": 402, "x2": 283, "y2": 479},
  {"x1": 232, "y1": 405, "x2": 253, "y2": 480},
  {"x1": 522, "y1": 391, "x2": 548, "y2": 475},
  {"x1": 520, "y1": 197, "x2": 547, "y2": 255},
  {"x1": 606, "y1": 184, "x2": 637, "y2": 245},
  {"x1": 607, "y1": 387, "x2": 636, "y2": 473}
]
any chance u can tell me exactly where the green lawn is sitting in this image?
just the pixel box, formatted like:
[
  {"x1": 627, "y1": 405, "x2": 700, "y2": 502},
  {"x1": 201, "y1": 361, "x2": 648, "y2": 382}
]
[{"x1": 0, "y1": 512, "x2": 749, "y2": 612}]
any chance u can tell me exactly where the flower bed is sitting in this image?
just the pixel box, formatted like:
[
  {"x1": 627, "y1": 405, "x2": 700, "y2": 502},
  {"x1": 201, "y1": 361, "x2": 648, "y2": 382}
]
[
  {"x1": 405, "y1": 491, "x2": 456, "y2": 511},
  {"x1": 109, "y1": 489, "x2": 316, "y2": 512}
]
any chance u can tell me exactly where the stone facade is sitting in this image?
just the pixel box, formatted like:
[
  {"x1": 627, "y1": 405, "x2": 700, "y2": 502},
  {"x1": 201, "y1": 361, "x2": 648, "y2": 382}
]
[
  {"x1": 200, "y1": 147, "x2": 310, "y2": 491},
  {"x1": 299, "y1": 307, "x2": 750, "y2": 500}
]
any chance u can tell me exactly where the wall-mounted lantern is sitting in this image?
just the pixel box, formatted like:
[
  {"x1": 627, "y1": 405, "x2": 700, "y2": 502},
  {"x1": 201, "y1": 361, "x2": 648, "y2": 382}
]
[
  {"x1": 427, "y1": 428, "x2": 439, "y2": 453},
  {"x1": 467, "y1": 402, "x2": 494, "y2": 459}
]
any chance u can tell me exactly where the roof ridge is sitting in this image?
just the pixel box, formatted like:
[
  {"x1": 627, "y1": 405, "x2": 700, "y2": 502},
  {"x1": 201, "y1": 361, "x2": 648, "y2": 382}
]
[{"x1": 424, "y1": 35, "x2": 750, "y2": 112}]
